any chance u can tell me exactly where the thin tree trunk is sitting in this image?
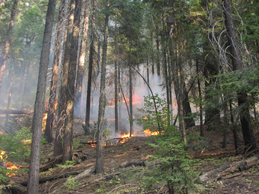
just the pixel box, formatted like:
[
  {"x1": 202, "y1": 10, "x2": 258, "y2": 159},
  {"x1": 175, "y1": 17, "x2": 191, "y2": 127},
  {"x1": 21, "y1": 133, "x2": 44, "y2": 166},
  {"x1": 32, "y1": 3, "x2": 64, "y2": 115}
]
[
  {"x1": 114, "y1": 21, "x2": 119, "y2": 134},
  {"x1": 45, "y1": 0, "x2": 66, "y2": 143},
  {"x1": 0, "y1": 0, "x2": 19, "y2": 93},
  {"x1": 21, "y1": 61, "x2": 30, "y2": 109},
  {"x1": 5, "y1": 70, "x2": 14, "y2": 129},
  {"x1": 62, "y1": 0, "x2": 81, "y2": 163},
  {"x1": 27, "y1": 0, "x2": 57, "y2": 193},
  {"x1": 155, "y1": 25, "x2": 160, "y2": 76},
  {"x1": 229, "y1": 99, "x2": 238, "y2": 154},
  {"x1": 129, "y1": 47, "x2": 133, "y2": 137},
  {"x1": 96, "y1": 0, "x2": 109, "y2": 173},
  {"x1": 223, "y1": 0, "x2": 257, "y2": 153},
  {"x1": 85, "y1": 0, "x2": 96, "y2": 135},
  {"x1": 196, "y1": 60, "x2": 203, "y2": 137}
]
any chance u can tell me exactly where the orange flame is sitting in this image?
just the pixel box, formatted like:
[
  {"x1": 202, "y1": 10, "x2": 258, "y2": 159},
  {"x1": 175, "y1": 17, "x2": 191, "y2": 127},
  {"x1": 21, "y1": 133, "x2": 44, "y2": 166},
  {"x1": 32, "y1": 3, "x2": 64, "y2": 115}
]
[
  {"x1": 6, "y1": 161, "x2": 19, "y2": 177},
  {"x1": 143, "y1": 129, "x2": 159, "y2": 137},
  {"x1": 42, "y1": 113, "x2": 48, "y2": 130},
  {"x1": 1, "y1": 151, "x2": 25, "y2": 177}
]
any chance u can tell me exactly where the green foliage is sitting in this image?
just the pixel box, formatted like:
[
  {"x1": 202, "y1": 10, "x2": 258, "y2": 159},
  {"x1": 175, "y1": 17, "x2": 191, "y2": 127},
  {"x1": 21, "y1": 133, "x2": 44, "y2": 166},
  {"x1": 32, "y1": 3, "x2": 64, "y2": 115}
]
[
  {"x1": 0, "y1": 127, "x2": 31, "y2": 161},
  {"x1": 138, "y1": 94, "x2": 170, "y2": 131},
  {"x1": 56, "y1": 160, "x2": 75, "y2": 170},
  {"x1": 65, "y1": 175, "x2": 81, "y2": 190},
  {"x1": 138, "y1": 95, "x2": 196, "y2": 193},
  {"x1": 73, "y1": 139, "x2": 83, "y2": 150},
  {"x1": 0, "y1": 127, "x2": 31, "y2": 183}
]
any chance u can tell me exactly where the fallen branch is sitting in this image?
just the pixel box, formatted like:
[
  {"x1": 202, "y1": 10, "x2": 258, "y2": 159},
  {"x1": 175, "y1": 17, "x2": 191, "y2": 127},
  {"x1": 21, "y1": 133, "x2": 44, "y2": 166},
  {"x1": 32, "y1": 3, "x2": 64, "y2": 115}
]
[
  {"x1": 199, "y1": 155, "x2": 259, "y2": 182},
  {"x1": 40, "y1": 155, "x2": 63, "y2": 172},
  {"x1": 73, "y1": 166, "x2": 95, "y2": 181},
  {"x1": 107, "y1": 184, "x2": 138, "y2": 194},
  {"x1": 20, "y1": 169, "x2": 85, "y2": 186},
  {"x1": 120, "y1": 159, "x2": 146, "y2": 168}
]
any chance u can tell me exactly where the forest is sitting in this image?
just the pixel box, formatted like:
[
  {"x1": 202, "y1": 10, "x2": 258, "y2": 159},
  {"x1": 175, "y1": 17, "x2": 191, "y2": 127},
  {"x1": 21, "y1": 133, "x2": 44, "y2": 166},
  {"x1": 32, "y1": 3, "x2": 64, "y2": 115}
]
[{"x1": 0, "y1": 0, "x2": 259, "y2": 193}]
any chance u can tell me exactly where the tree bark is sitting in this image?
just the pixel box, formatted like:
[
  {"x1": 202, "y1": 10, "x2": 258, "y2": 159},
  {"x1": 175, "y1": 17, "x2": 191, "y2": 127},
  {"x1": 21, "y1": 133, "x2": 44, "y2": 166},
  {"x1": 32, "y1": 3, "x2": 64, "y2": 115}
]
[
  {"x1": 196, "y1": 60, "x2": 203, "y2": 136},
  {"x1": 45, "y1": 0, "x2": 66, "y2": 143},
  {"x1": 96, "y1": 0, "x2": 109, "y2": 173},
  {"x1": 222, "y1": 0, "x2": 257, "y2": 153},
  {"x1": 129, "y1": 47, "x2": 133, "y2": 137},
  {"x1": 75, "y1": 0, "x2": 90, "y2": 116},
  {"x1": 85, "y1": 0, "x2": 96, "y2": 135},
  {"x1": 114, "y1": 21, "x2": 119, "y2": 134},
  {"x1": 27, "y1": 0, "x2": 57, "y2": 193},
  {"x1": 54, "y1": 0, "x2": 74, "y2": 157},
  {"x1": 62, "y1": 0, "x2": 81, "y2": 163},
  {"x1": 0, "y1": 0, "x2": 19, "y2": 93}
]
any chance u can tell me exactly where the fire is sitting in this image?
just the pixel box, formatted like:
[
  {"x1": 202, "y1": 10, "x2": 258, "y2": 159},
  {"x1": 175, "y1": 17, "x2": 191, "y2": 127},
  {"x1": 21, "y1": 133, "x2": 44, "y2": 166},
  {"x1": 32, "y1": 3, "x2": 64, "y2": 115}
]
[
  {"x1": 42, "y1": 113, "x2": 48, "y2": 130},
  {"x1": 143, "y1": 129, "x2": 160, "y2": 137},
  {"x1": 107, "y1": 118, "x2": 115, "y2": 121},
  {"x1": 1, "y1": 151, "x2": 25, "y2": 177},
  {"x1": 0, "y1": 150, "x2": 7, "y2": 160},
  {"x1": 6, "y1": 161, "x2": 19, "y2": 177}
]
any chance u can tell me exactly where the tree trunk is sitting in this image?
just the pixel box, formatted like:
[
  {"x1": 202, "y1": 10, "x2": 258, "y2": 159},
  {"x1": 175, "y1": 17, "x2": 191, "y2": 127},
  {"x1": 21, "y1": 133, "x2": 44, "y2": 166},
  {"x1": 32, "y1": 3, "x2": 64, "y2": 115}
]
[
  {"x1": 27, "y1": 0, "x2": 57, "y2": 193},
  {"x1": 96, "y1": 0, "x2": 109, "y2": 173},
  {"x1": 0, "y1": 0, "x2": 19, "y2": 93},
  {"x1": 85, "y1": 0, "x2": 96, "y2": 135},
  {"x1": 129, "y1": 47, "x2": 133, "y2": 137},
  {"x1": 196, "y1": 60, "x2": 203, "y2": 136},
  {"x1": 54, "y1": 0, "x2": 74, "y2": 157},
  {"x1": 114, "y1": 21, "x2": 119, "y2": 134},
  {"x1": 155, "y1": 25, "x2": 160, "y2": 76},
  {"x1": 21, "y1": 61, "x2": 30, "y2": 109},
  {"x1": 222, "y1": 0, "x2": 257, "y2": 153},
  {"x1": 5, "y1": 70, "x2": 14, "y2": 129},
  {"x1": 75, "y1": 0, "x2": 90, "y2": 116},
  {"x1": 62, "y1": 0, "x2": 81, "y2": 163},
  {"x1": 45, "y1": 0, "x2": 66, "y2": 143}
]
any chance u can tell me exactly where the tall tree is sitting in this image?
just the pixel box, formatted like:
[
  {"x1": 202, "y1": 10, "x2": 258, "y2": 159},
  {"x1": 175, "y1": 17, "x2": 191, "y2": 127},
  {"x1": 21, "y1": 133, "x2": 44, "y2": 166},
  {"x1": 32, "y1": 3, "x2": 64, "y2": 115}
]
[
  {"x1": 85, "y1": 0, "x2": 97, "y2": 135},
  {"x1": 0, "y1": 0, "x2": 19, "y2": 93},
  {"x1": 222, "y1": 0, "x2": 257, "y2": 152},
  {"x1": 62, "y1": 0, "x2": 81, "y2": 162},
  {"x1": 54, "y1": 0, "x2": 75, "y2": 157},
  {"x1": 45, "y1": 0, "x2": 67, "y2": 143},
  {"x1": 75, "y1": 0, "x2": 90, "y2": 116},
  {"x1": 27, "y1": 0, "x2": 57, "y2": 193},
  {"x1": 96, "y1": 0, "x2": 109, "y2": 173}
]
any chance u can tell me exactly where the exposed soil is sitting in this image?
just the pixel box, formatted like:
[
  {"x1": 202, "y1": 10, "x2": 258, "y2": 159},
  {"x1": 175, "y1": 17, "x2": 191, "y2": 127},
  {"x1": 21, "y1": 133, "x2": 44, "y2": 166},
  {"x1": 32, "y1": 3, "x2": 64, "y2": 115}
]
[{"x1": 2, "y1": 121, "x2": 259, "y2": 194}]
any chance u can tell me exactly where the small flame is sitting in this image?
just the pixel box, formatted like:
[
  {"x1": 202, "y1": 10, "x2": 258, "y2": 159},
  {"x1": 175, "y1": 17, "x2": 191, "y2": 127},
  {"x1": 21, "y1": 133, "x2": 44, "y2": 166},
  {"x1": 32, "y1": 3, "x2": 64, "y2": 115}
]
[
  {"x1": 143, "y1": 129, "x2": 159, "y2": 137},
  {"x1": 42, "y1": 113, "x2": 48, "y2": 130},
  {"x1": 0, "y1": 150, "x2": 7, "y2": 160},
  {"x1": 107, "y1": 118, "x2": 115, "y2": 121}
]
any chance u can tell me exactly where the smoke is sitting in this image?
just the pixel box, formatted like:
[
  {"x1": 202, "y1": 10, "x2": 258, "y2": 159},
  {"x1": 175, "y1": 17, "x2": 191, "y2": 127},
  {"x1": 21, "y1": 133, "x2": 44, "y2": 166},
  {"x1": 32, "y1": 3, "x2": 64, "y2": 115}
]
[{"x1": 73, "y1": 64, "x2": 178, "y2": 138}]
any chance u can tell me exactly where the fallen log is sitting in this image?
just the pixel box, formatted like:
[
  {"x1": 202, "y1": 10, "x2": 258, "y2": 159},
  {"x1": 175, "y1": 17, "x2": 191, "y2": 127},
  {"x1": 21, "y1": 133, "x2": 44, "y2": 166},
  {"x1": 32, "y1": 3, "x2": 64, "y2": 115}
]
[
  {"x1": 120, "y1": 159, "x2": 146, "y2": 168},
  {"x1": 73, "y1": 166, "x2": 95, "y2": 181},
  {"x1": 199, "y1": 155, "x2": 259, "y2": 182},
  {"x1": 20, "y1": 169, "x2": 85, "y2": 186},
  {"x1": 40, "y1": 156, "x2": 63, "y2": 172}
]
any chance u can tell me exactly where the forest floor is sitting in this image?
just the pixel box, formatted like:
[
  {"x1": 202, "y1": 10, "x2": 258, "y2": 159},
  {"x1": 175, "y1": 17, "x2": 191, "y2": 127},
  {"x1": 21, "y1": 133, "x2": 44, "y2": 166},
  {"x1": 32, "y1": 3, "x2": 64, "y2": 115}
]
[{"x1": 2, "y1": 121, "x2": 259, "y2": 194}]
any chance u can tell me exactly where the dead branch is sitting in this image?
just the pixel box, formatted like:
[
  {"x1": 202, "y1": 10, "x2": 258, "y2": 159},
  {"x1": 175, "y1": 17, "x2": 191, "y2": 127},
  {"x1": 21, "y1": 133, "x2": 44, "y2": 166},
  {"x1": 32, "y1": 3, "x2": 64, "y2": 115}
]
[
  {"x1": 199, "y1": 155, "x2": 259, "y2": 182},
  {"x1": 40, "y1": 155, "x2": 63, "y2": 172},
  {"x1": 19, "y1": 169, "x2": 85, "y2": 186},
  {"x1": 107, "y1": 184, "x2": 138, "y2": 194},
  {"x1": 120, "y1": 159, "x2": 146, "y2": 168}
]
